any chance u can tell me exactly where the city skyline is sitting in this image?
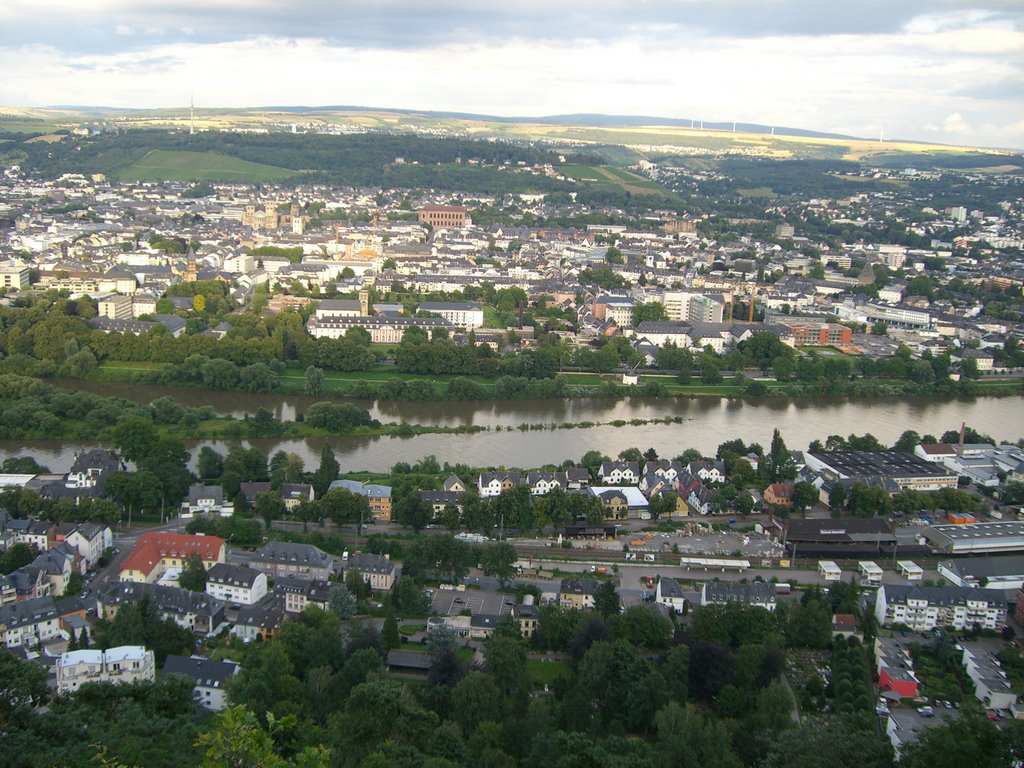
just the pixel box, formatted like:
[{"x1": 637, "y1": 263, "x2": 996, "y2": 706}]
[{"x1": 1, "y1": 1, "x2": 1022, "y2": 149}]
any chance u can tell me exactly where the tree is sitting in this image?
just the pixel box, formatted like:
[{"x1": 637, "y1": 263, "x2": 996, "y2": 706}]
[
  {"x1": 331, "y1": 585, "x2": 360, "y2": 622},
  {"x1": 894, "y1": 429, "x2": 921, "y2": 451},
  {"x1": 304, "y1": 366, "x2": 326, "y2": 397},
  {"x1": 178, "y1": 552, "x2": 207, "y2": 592},
  {"x1": 829, "y1": 482, "x2": 848, "y2": 512},
  {"x1": 632, "y1": 301, "x2": 668, "y2": 326},
  {"x1": 594, "y1": 580, "x2": 620, "y2": 618},
  {"x1": 479, "y1": 542, "x2": 517, "y2": 588},
  {"x1": 312, "y1": 442, "x2": 339, "y2": 498},
  {"x1": 791, "y1": 481, "x2": 819, "y2": 515},
  {"x1": 761, "y1": 429, "x2": 797, "y2": 483},
  {"x1": 197, "y1": 446, "x2": 224, "y2": 480},
  {"x1": 253, "y1": 490, "x2": 286, "y2": 526},
  {"x1": 381, "y1": 605, "x2": 400, "y2": 650}
]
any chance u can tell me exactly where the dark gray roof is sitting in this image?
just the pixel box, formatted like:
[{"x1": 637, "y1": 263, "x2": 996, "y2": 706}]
[
  {"x1": 703, "y1": 581, "x2": 777, "y2": 604},
  {"x1": 881, "y1": 583, "x2": 1006, "y2": 609},
  {"x1": 251, "y1": 541, "x2": 333, "y2": 567},
  {"x1": 207, "y1": 563, "x2": 262, "y2": 588},
  {"x1": 163, "y1": 655, "x2": 239, "y2": 688}
]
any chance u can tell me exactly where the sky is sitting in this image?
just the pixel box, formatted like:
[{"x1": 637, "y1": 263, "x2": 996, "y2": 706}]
[{"x1": 1, "y1": 1, "x2": 1022, "y2": 149}]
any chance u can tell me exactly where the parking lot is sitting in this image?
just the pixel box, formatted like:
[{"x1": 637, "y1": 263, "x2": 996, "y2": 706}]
[
  {"x1": 431, "y1": 588, "x2": 516, "y2": 617},
  {"x1": 887, "y1": 700, "x2": 957, "y2": 744}
]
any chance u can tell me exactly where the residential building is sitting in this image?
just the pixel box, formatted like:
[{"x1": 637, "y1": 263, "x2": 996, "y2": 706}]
[
  {"x1": 163, "y1": 655, "x2": 240, "y2": 712},
  {"x1": 249, "y1": 541, "x2": 334, "y2": 581},
  {"x1": 513, "y1": 599, "x2": 540, "y2": 639},
  {"x1": 57, "y1": 646, "x2": 155, "y2": 694},
  {"x1": 700, "y1": 581, "x2": 777, "y2": 612},
  {"x1": 961, "y1": 643, "x2": 1018, "y2": 711},
  {"x1": 874, "y1": 637, "x2": 920, "y2": 699},
  {"x1": 656, "y1": 578, "x2": 686, "y2": 613},
  {"x1": 417, "y1": 301, "x2": 484, "y2": 329},
  {"x1": 328, "y1": 480, "x2": 392, "y2": 522},
  {"x1": 781, "y1": 320, "x2": 853, "y2": 347},
  {"x1": 0, "y1": 596, "x2": 60, "y2": 648},
  {"x1": 587, "y1": 486, "x2": 650, "y2": 520},
  {"x1": 119, "y1": 533, "x2": 226, "y2": 583},
  {"x1": 272, "y1": 577, "x2": 331, "y2": 614},
  {"x1": 597, "y1": 460, "x2": 640, "y2": 485},
  {"x1": 66, "y1": 449, "x2": 123, "y2": 493},
  {"x1": 205, "y1": 563, "x2": 267, "y2": 607},
  {"x1": 97, "y1": 295, "x2": 134, "y2": 320},
  {"x1": 232, "y1": 604, "x2": 286, "y2": 642},
  {"x1": 685, "y1": 461, "x2": 726, "y2": 485},
  {"x1": 763, "y1": 482, "x2": 794, "y2": 508},
  {"x1": 477, "y1": 471, "x2": 523, "y2": 498},
  {"x1": 97, "y1": 582, "x2": 225, "y2": 635},
  {"x1": 64, "y1": 522, "x2": 113, "y2": 570},
  {"x1": 180, "y1": 484, "x2": 234, "y2": 518},
  {"x1": 343, "y1": 552, "x2": 396, "y2": 591},
  {"x1": 559, "y1": 578, "x2": 604, "y2": 610},
  {"x1": 0, "y1": 261, "x2": 31, "y2": 290},
  {"x1": 874, "y1": 584, "x2": 1007, "y2": 631}
]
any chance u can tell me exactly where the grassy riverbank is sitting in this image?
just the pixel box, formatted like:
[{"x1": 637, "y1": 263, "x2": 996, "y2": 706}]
[{"x1": 86, "y1": 361, "x2": 1024, "y2": 400}]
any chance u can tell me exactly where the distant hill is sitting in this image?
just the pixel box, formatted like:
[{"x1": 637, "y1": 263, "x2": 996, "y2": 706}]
[{"x1": 207, "y1": 105, "x2": 865, "y2": 142}]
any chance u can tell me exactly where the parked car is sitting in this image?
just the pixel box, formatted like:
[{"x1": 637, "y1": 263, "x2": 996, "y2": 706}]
[{"x1": 917, "y1": 706, "x2": 934, "y2": 717}]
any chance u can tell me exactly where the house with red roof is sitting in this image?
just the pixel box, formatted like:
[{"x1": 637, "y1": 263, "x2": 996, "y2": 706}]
[{"x1": 118, "y1": 532, "x2": 226, "y2": 584}]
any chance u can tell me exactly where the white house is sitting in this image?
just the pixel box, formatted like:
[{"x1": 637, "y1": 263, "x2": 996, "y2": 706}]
[
  {"x1": 205, "y1": 563, "x2": 267, "y2": 606},
  {"x1": 163, "y1": 655, "x2": 240, "y2": 711},
  {"x1": 64, "y1": 523, "x2": 113, "y2": 570},
  {"x1": 57, "y1": 646, "x2": 155, "y2": 694},
  {"x1": 656, "y1": 578, "x2": 687, "y2": 614}
]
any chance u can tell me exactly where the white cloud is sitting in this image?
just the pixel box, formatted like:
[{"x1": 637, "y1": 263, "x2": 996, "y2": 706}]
[{"x1": 0, "y1": 7, "x2": 1021, "y2": 149}]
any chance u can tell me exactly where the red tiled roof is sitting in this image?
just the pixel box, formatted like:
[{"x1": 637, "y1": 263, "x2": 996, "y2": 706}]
[{"x1": 119, "y1": 532, "x2": 225, "y2": 577}]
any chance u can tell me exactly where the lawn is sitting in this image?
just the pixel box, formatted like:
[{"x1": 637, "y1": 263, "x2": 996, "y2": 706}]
[
  {"x1": 399, "y1": 623, "x2": 428, "y2": 636},
  {"x1": 114, "y1": 149, "x2": 296, "y2": 182},
  {"x1": 527, "y1": 658, "x2": 570, "y2": 688}
]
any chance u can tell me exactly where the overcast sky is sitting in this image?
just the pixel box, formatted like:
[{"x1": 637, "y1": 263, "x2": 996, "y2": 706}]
[{"x1": 2, "y1": 1, "x2": 1021, "y2": 148}]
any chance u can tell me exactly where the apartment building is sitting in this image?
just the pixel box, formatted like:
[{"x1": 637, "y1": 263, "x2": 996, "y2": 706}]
[
  {"x1": 57, "y1": 646, "x2": 155, "y2": 694},
  {"x1": 874, "y1": 584, "x2": 1007, "y2": 631}
]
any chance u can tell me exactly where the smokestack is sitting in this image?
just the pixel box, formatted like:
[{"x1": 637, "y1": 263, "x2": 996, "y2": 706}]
[{"x1": 958, "y1": 421, "x2": 965, "y2": 456}]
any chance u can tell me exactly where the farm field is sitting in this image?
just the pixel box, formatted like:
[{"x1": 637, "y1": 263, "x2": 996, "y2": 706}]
[{"x1": 114, "y1": 149, "x2": 296, "y2": 182}]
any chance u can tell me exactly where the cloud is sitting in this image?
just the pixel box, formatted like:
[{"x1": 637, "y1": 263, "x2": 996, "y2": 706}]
[
  {"x1": 942, "y1": 113, "x2": 970, "y2": 134},
  {"x1": 0, "y1": 3, "x2": 1021, "y2": 148}
]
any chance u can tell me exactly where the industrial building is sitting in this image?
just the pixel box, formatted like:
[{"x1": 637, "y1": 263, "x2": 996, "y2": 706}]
[
  {"x1": 804, "y1": 450, "x2": 958, "y2": 492},
  {"x1": 781, "y1": 517, "x2": 900, "y2": 558},
  {"x1": 925, "y1": 522, "x2": 1024, "y2": 555},
  {"x1": 938, "y1": 555, "x2": 1024, "y2": 590}
]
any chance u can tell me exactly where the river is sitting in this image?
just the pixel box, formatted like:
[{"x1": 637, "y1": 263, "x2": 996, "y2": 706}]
[{"x1": 2, "y1": 379, "x2": 1022, "y2": 473}]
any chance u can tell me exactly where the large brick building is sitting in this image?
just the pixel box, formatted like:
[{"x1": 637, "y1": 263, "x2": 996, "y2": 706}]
[{"x1": 417, "y1": 204, "x2": 469, "y2": 229}]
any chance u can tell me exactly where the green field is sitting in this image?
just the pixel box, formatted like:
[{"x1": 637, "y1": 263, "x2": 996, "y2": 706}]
[
  {"x1": 114, "y1": 149, "x2": 295, "y2": 182},
  {"x1": 561, "y1": 163, "x2": 667, "y2": 195},
  {"x1": 527, "y1": 658, "x2": 570, "y2": 688}
]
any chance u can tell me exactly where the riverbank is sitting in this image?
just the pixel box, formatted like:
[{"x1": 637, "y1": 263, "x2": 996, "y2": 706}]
[{"x1": 86, "y1": 360, "x2": 1023, "y2": 401}]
